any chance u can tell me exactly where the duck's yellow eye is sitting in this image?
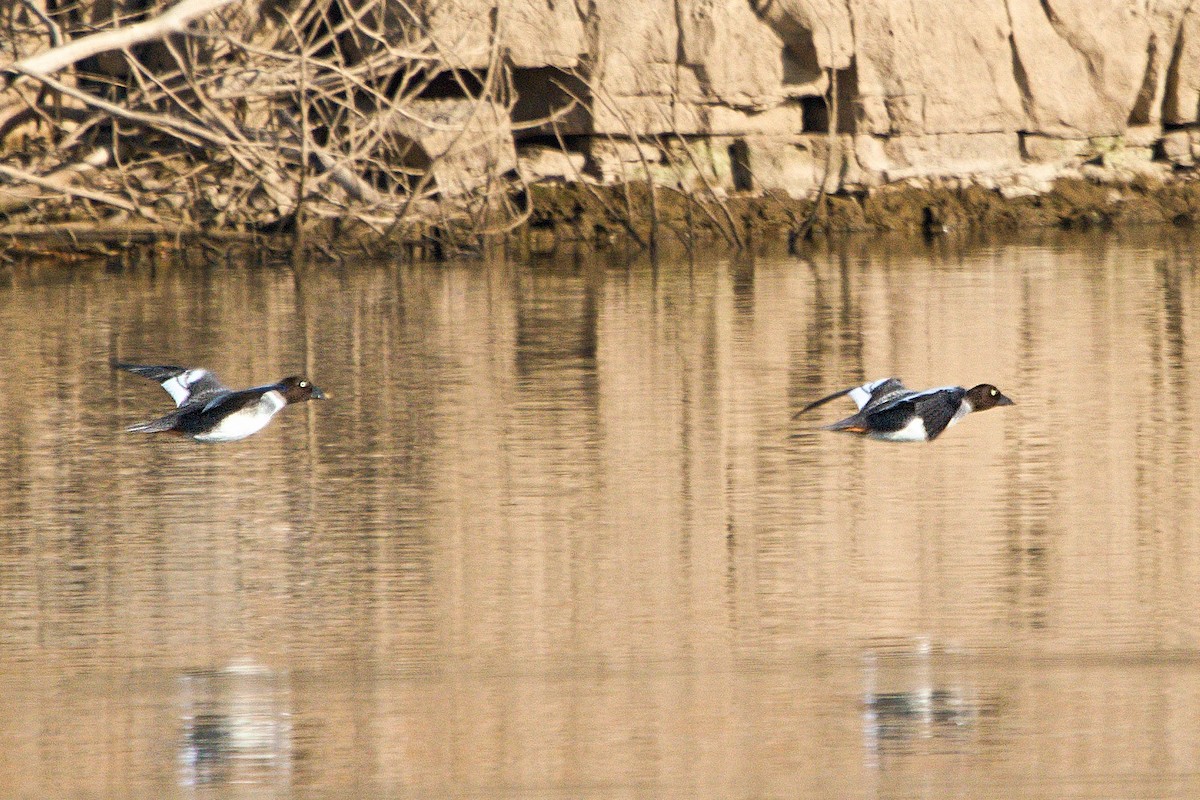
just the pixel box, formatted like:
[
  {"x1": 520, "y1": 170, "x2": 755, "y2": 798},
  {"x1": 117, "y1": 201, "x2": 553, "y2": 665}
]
[
  {"x1": 990, "y1": 388, "x2": 997, "y2": 396},
  {"x1": 300, "y1": 381, "x2": 308, "y2": 387}
]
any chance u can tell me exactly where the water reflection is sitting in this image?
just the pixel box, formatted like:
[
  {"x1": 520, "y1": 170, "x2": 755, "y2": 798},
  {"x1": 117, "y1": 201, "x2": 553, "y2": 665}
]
[
  {"x1": 179, "y1": 662, "x2": 292, "y2": 795},
  {"x1": 0, "y1": 230, "x2": 1198, "y2": 797},
  {"x1": 862, "y1": 639, "x2": 991, "y2": 763}
]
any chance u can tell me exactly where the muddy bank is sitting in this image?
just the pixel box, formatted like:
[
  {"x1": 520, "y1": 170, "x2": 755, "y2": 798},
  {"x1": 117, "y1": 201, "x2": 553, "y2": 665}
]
[
  {"x1": 508, "y1": 171, "x2": 1200, "y2": 256},
  {"x1": 7, "y1": 170, "x2": 1200, "y2": 261}
]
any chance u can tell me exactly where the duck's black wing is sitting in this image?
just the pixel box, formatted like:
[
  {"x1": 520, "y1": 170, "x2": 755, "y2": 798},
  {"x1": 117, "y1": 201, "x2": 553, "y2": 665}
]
[
  {"x1": 113, "y1": 362, "x2": 229, "y2": 407},
  {"x1": 795, "y1": 377, "x2": 906, "y2": 418},
  {"x1": 857, "y1": 378, "x2": 909, "y2": 412},
  {"x1": 866, "y1": 386, "x2": 966, "y2": 439},
  {"x1": 196, "y1": 385, "x2": 273, "y2": 416}
]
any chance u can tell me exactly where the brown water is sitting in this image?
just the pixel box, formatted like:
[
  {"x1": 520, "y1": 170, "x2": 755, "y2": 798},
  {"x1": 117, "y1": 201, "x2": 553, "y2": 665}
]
[{"x1": 1, "y1": 230, "x2": 1198, "y2": 799}]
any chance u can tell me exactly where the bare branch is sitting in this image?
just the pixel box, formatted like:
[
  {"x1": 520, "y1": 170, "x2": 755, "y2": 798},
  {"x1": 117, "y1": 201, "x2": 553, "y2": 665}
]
[
  {"x1": 9, "y1": 0, "x2": 241, "y2": 79},
  {"x1": 18, "y1": 0, "x2": 64, "y2": 47},
  {"x1": 0, "y1": 160, "x2": 140, "y2": 213}
]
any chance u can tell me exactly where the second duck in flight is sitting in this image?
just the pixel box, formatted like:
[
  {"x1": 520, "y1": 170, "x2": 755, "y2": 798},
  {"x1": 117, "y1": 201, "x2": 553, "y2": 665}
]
[
  {"x1": 114, "y1": 362, "x2": 325, "y2": 443},
  {"x1": 796, "y1": 377, "x2": 1013, "y2": 442}
]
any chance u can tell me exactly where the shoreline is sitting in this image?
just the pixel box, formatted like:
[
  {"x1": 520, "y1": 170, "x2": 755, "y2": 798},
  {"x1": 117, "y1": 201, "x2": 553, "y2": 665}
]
[{"x1": 7, "y1": 168, "x2": 1200, "y2": 260}]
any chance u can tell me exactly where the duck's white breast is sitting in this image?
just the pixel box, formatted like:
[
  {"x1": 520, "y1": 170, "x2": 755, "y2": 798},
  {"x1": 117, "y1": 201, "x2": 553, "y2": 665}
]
[
  {"x1": 192, "y1": 391, "x2": 286, "y2": 442},
  {"x1": 870, "y1": 416, "x2": 928, "y2": 442}
]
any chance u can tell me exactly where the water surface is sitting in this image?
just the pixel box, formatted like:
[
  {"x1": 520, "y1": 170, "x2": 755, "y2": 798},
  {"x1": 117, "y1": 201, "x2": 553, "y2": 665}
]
[{"x1": 1, "y1": 230, "x2": 1198, "y2": 798}]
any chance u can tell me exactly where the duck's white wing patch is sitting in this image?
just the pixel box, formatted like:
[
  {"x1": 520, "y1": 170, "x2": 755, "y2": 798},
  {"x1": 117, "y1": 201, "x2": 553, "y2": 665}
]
[
  {"x1": 114, "y1": 363, "x2": 229, "y2": 407},
  {"x1": 159, "y1": 368, "x2": 229, "y2": 407},
  {"x1": 161, "y1": 369, "x2": 202, "y2": 406},
  {"x1": 850, "y1": 377, "x2": 904, "y2": 410},
  {"x1": 848, "y1": 380, "x2": 883, "y2": 409}
]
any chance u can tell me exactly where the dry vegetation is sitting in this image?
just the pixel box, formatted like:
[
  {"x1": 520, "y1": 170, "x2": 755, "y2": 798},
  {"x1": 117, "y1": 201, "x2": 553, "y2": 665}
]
[
  {"x1": 0, "y1": 0, "x2": 852, "y2": 259},
  {"x1": 1, "y1": 0, "x2": 537, "y2": 254}
]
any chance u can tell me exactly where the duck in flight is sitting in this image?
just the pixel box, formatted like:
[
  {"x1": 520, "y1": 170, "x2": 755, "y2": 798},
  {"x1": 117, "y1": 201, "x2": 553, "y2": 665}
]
[
  {"x1": 114, "y1": 362, "x2": 325, "y2": 442},
  {"x1": 796, "y1": 377, "x2": 1013, "y2": 442}
]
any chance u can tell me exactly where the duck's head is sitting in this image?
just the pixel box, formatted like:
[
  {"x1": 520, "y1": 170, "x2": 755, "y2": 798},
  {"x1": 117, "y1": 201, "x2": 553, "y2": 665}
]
[
  {"x1": 279, "y1": 376, "x2": 326, "y2": 403},
  {"x1": 966, "y1": 384, "x2": 1013, "y2": 412}
]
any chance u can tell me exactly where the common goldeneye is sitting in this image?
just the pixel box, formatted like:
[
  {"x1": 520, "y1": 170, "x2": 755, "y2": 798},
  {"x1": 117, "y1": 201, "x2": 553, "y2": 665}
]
[
  {"x1": 114, "y1": 361, "x2": 325, "y2": 442},
  {"x1": 796, "y1": 377, "x2": 1013, "y2": 442}
]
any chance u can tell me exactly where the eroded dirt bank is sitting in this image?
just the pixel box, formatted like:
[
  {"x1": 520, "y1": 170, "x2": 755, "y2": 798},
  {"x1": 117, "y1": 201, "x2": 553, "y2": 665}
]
[
  {"x1": 9, "y1": 170, "x2": 1200, "y2": 261},
  {"x1": 510, "y1": 172, "x2": 1200, "y2": 255}
]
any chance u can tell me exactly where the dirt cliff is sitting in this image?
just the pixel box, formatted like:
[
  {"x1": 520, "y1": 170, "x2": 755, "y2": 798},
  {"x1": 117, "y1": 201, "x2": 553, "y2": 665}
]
[{"x1": 492, "y1": 0, "x2": 1200, "y2": 195}]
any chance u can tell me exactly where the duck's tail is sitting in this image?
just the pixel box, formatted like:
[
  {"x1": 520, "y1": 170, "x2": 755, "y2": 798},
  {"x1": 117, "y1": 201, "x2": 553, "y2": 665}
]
[
  {"x1": 818, "y1": 416, "x2": 869, "y2": 434},
  {"x1": 124, "y1": 412, "x2": 181, "y2": 434}
]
